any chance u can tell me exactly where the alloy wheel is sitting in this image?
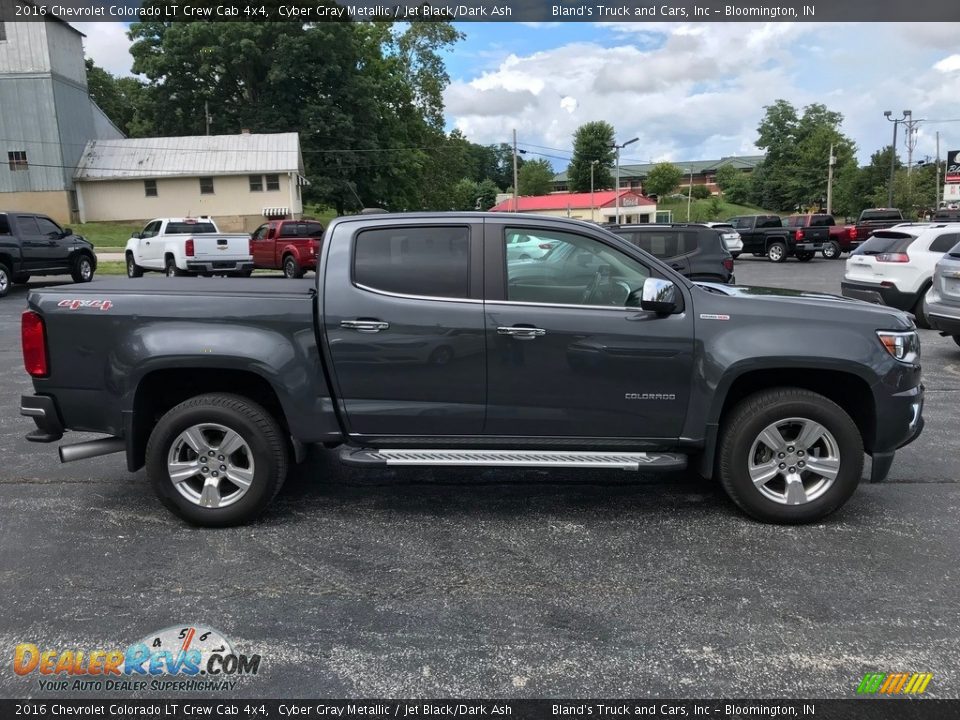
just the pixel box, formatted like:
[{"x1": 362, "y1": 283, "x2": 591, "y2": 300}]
[
  {"x1": 166, "y1": 423, "x2": 256, "y2": 509},
  {"x1": 747, "y1": 416, "x2": 841, "y2": 505}
]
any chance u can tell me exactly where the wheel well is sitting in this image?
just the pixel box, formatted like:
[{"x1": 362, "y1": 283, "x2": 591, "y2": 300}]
[
  {"x1": 129, "y1": 368, "x2": 288, "y2": 470},
  {"x1": 718, "y1": 369, "x2": 876, "y2": 451},
  {"x1": 0, "y1": 253, "x2": 13, "y2": 270}
]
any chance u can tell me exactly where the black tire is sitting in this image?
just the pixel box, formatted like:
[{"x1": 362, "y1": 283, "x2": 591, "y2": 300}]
[
  {"x1": 0, "y1": 263, "x2": 10, "y2": 298},
  {"x1": 126, "y1": 253, "x2": 144, "y2": 278},
  {"x1": 71, "y1": 254, "x2": 95, "y2": 283},
  {"x1": 13, "y1": 273, "x2": 30, "y2": 285},
  {"x1": 145, "y1": 393, "x2": 289, "y2": 527},
  {"x1": 283, "y1": 255, "x2": 303, "y2": 279},
  {"x1": 796, "y1": 251, "x2": 814, "y2": 262},
  {"x1": 165, "y1": 257, "x2": 186, "y2": 277},
  {"x1": 236, "y1": 269, "x2": 253, "y2": 278},
  {"x1": 767, "y1": 241, "x2": 787, "y2": 263},
  {"x1": 822, "y1": 241, "x2": 841, "y2": 260},
  {"x1": 717, "y1": 388, "x2": 863, "y2": 524},
  {"x1": 912, "y1": 290, "x2": 931, "y2": 329}
]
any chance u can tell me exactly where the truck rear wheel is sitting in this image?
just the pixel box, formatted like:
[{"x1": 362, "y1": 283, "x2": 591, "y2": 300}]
[
  {"x1": 165, "y1": 257, "x2": 186, "y2": 277},
  {"x1": 145, "y1": 393, "x2": 289, "y2": 526},
  {"x1": 717, "y1": 388, "x2": 863, "y2": 523},
  {"x1": 0, "y1": 263, "x2": 10, "y2": 298},
  {"x1": 283, "y1": 255, "x2": 303, "y2": 279},
  {"x1": 767, "y1": 242, "x2": 787, "y2": 263}
]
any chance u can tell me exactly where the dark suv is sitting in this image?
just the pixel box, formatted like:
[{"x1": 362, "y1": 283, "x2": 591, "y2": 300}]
[
  {"x1": 0, "y1": 212, "x2": 97, "y2": 297},
  {"x1": 608, "y1": 223, "x2": 735, "y2": 283}
]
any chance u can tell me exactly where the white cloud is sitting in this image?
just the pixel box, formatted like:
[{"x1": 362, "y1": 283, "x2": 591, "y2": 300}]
[
  {"x1": 934, "y1": 55, "x2": 960, "y2": 73},
  {"x1": 73, "y1": 23, "x2": 135, "y2": 77}
]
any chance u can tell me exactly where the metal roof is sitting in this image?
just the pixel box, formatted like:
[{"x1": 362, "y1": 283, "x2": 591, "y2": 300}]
[
  {"x1": 490, "y1": 190, "x2": 655, "y2": 213},
  {"x1": 74, "y1": 132, "x2": 303, "y2": 181}
]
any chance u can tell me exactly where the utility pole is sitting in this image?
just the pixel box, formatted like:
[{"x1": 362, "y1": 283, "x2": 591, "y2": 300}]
[
  {"x1": 590, "y1": 160, "x2": 598, "y2": 222},
  {"x1": 884, "y1": 110, "x2": 910, "y2": 207},
  {"x1": 611, "y1": 137, "x2": 638, "y2": 223},
  {"x1": 205, "y1": 101, "x2": 211, "y2": 136},
  {"x1": 686, "y1": 167, "x2": 693, "y2": 221},
  {"x1": 512, "y1": 129, "x2": 519, "y2": 212},
  {"x1": 826, "y1": 143, "x2": 835, "y2": 215},
  {"x1": 903, "y1": 112, "x2": 922, "y2": 176},
  {"x1": 936, "y1": 131, "x2": 941, "y2": 207}
]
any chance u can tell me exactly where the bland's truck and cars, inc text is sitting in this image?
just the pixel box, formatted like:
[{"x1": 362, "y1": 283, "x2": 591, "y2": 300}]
[{"x1": 21, "y1": 214, "x2": 924, "y2": 526}]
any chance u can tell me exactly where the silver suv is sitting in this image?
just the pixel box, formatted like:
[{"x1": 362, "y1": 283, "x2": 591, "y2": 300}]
[{"x1": 926, "y1": 238, "x2": 960, "y2": 346}]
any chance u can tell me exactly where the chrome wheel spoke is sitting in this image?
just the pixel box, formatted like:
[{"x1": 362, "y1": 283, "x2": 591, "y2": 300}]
[
  {"x1": 181, "y1": 427, "x2": 207, "y2": 454},
  {"x1": 805, "y1": 455, "x2": 840, "y2": 481},
  {"x1": 168, "y1": 461, "x2": 200, "y2": 483},
  {"x1": 795, "y1": 420, "x2": 827, "y2": 452},
  {"x1": 225, "y1": 465, "x2": 253, "y2": 489},
  {"x1": 784, "y1": 473, "x2": 808, "y2": 505},
  {"x1": 217, "y1": 429, "x2": 246, "y2": 457},
  {"x1": 199, "y1": 477, "x2": 222, "y2": 508},
  {"x1": 749, "y1": 459, "x2": 780, "y2": 487},
  {"x1": 757, "y1": 427, "x2": 787, "y2": 453}
]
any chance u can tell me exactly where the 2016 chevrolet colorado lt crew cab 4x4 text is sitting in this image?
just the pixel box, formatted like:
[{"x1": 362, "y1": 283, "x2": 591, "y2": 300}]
[{"x1": 21, "y1": 213, "x2": 924, "y2": 526}]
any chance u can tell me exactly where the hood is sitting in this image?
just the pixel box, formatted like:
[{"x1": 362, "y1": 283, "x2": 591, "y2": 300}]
[{"x1": 694, "y1": 282, "x2": 915, "y2": 328}]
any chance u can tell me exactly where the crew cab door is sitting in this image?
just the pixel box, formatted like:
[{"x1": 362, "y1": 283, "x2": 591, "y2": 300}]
[
  {"x1": 14, "y1": 215, "x2": 48, "y2": 270},
  {"x1": 34, "y1": 215, "x2": 71, "y2": 268},
  {"x1": 250, "y1": 223, "x2": 273, "y2": 267},
  {"x1": 483, "y1": 220, "x2": 695, "y2": 439},
  {"x1": 137, "y1": 221, "x2": 163, "y2": 268},
  {"x1": 322, "y1": 219, "x2": 486, "y2": 437}
]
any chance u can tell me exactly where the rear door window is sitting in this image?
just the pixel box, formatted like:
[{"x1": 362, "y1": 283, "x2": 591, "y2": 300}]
[
  {"x1": 757, "y1": 216, "x2": 782, "y2": 229},
  {"x1": 929, "y1": 233, "x2": 960, "y2": 253},
  {"x1": 354, "y1": 226, "x2": 470, "y2": 299},
  {"x1": 617, "y1": 230, "x2": 683, "y2": 259},
  {"x1": 16, "y1": 215, "x2": 41, "y2": 236},
  {"x1": 0, "y1": 214, "x2": 9, "y2": 235},
  {"x1": 855, "y1": 232, "x2": 916, "y2": 255}
]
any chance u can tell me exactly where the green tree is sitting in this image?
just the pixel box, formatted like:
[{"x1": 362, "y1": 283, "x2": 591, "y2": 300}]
[
  {"x1": 714, "y1": 165, "x2": 741, "y2": 195},
  {"x1": 567, "y1": 122, "x2": 615, "y2": 192},
  {"x1": 870, "y1": 165, "x2": 938, "y2": 219},
  {"x1": 518, "y1": 158, "x2": 555, "y2": 196},
  {"x1": 476, "y1": 179, "x2": 500, "y2": 210},
  {"x1": 691, "y1": 184, "x2": 711, "y2": 200},
  {"x1": 846, "y1": 146, "x2": 902, "y2": 215},
  {"x1": 644, "y1": 162, "x2": 684, "y2": 197},
  {"x1": 85, "y1": 58, "x2": 147, "y2": 136}
]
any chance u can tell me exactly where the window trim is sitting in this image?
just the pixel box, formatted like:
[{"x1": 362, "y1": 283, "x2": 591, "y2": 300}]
[
  {"x1": 144, "y1": 179, "x2": 158, "y2": 197},
  {"x1": 249, "y1": 175, "x2": 263, "y2": 192},
  {"x1": 8, "y1": 150, "x2": 28, "y2": 171},
  {"x1": 265, "y1": 174, "x2": 280, "y2": 191},
  {"x1": 199, "y1": 176, "x2": 215, "y2": 195}
]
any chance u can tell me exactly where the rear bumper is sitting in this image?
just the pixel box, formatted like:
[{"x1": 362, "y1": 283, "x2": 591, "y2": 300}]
[
  {"x1": 20, "y1": 394, "x2": 64, "y2": 442},
  {"x1": 925, "y1": 296, "x2": 960, "y2": 335},
  {"x1": 841, "y1": 280, "x2": 918, "y2": 311},
  {"x1": 186, "y1": 260, "x2": 254, "y2": 274},
  {"x1": 794, "y1": 242, "x2": 824, "y2": 251}
]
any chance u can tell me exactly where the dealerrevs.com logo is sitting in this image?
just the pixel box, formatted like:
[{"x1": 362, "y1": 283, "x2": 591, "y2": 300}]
[{"x1": 13, "y1": 625, "x2": 261, "y2": 692}]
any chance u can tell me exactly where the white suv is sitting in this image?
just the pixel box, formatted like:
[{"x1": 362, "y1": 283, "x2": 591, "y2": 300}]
[
  {"x1": 840, "y1": 223, "x2": 960, "y2": 327},
  {"x1": 703, "y1": 222, "x2": 743, "y2": 258}
]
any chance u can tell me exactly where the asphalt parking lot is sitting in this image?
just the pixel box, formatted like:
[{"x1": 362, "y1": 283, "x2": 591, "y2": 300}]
[{"x1": 2, "y1": 257, "x2": 959, "y2": 699}]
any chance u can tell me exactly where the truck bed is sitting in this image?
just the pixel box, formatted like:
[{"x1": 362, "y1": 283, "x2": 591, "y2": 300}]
[{"x1": 44, "y1": 277, "x2": 316, "y2": 297}]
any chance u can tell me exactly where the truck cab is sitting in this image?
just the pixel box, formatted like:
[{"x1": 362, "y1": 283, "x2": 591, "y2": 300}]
[{"x1": 250, "y1": 219, "x2": 325, "y2": 278}]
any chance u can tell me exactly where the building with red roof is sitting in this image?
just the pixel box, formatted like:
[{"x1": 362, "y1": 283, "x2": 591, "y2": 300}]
[{"x1": 489, "y1": 190, "x2": 656, "y2": 224}]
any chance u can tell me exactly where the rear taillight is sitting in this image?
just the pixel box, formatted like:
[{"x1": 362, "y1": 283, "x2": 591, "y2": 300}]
[
  {"x1": 538, "y1": 243, "x2": 554, "y2": 250},
  {"x1": 847, "y1": 227, "x2": 857, "y2": 240},
  {"x1": 249, "y1": 238, "x2": 254, "y2": 255},
  {"x1": 185, "y1": 238, "x2": 195, "y2": 257},
  {"x1": 876, "y1": 253, "x2": 910, "y2": 263},
  {"x1": 723, "y1": 258, "x2": 734, "y2": 272},
  {"x1": 22, "y1": 310, "x2": 48, "y2": 378},
  {"x1": 794, "y1": 229, "x2": 804, "y2": 240}
]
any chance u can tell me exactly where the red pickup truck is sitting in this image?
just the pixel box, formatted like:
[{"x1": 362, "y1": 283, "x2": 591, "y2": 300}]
[
  {"x1": 250, "y1": 219, "x2": 324, "y2": 278},
  {"x1": 782, "y1": 214, "x2": 859, "y2": 260}
]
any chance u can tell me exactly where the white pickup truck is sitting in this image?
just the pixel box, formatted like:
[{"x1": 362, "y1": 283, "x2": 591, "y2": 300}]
[{"x1": 125, "y1": 217, "x2": 254, "y2": 278}]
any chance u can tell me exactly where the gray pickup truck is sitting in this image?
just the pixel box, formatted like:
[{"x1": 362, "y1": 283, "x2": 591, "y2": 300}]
[{"x1": 21, "y1": 213, "x2": 924, "y2": 526}]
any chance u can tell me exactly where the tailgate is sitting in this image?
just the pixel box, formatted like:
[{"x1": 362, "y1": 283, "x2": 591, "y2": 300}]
[{"x1": 192, "y1": 234, "x2": 251, "y2": 260}]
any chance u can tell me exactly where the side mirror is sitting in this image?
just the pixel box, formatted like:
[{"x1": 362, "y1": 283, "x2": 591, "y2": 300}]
[
  {"x1": 62, "y1": 227, "x2": 73, "y2": 237},
  {"x1": 639, "y1": 277, "x2": 679, "y2": 315},
  {"x1": 133, "y1": 232, "x2": 142, "y2": 239}
]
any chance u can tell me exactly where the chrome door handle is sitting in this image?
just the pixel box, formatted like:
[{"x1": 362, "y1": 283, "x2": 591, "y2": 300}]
[
  {"x1": 341, "y1": 319, "x2": 389, "y2": 333},
  {"x1": 497, "y1": 326, "x2": 546, "y2": 339}
]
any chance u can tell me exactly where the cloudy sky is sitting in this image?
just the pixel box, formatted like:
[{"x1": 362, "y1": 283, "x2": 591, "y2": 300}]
[{"x1": 77, "y1": 21, "x2": 960, "y2": 168}]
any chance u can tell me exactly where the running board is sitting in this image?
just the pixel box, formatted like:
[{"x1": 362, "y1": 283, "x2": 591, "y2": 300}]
[{"x1": 339, "y1": 447, "x2": 687, "y2": 471}]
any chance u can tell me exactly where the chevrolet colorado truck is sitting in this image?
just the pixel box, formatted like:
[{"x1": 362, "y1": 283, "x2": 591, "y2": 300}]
[
  {"x1": 125, "y1": 217, "x2": 253, "y2": 278},
  {"x1": 21, "y1": 213, "x2": 924, "y2": 527},
  {"x1": 727, "y1": 214, "x2": 828, "y2": 262}
]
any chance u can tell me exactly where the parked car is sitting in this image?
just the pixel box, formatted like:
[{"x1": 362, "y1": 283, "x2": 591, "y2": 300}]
[
  {"x1": 782, "y1": 214, "x2": 859, "y2": 259},
  {"x1": 251, "y1": 219, "x2": 325, "y2": 278},
  {"x1": 609, "y1": 223, "x2": 734, "y2": 283},
  {"x1": 702, "y1": 222, "x2": 743, "y2": 258},
  {"x1": 852, "y1": 208, "x2": 904, "y2": 242},
  {"x1": 925, "y1": 240, "x2": 960, "y2": 347},
  {"x1": 0, "y1": 211, "x2": 96, "y2": 297},
  {"x1": 505, "y1": 231, "x2": 556, "y2": 261},
  {"x1": 125, "y1": 217, "x2": 253, "y2": 278},
  {"x1": 841, "y1": 223, "x2": 960, "y2": 327},
  {"x1": 22, "y1": 213, "x2": 923, "y2": 527},
  {"x1": 726, "y1": 214, "x2": 828, "y2": 262}
]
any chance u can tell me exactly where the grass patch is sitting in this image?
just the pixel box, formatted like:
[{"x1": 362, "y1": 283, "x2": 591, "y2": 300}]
[
  {"x1": 96, "y1": 261, "x2": 127, "y2": 275},
  {"x1": 74, "y1": 222, "x2": 141, "y2": 247},
  {"x1": 656, "y1": 197, "x2": 775, "y2": 223}
]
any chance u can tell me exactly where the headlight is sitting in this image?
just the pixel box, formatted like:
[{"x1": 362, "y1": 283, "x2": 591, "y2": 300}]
[{"x1": 877, "y1": 331, "x2": 920, "y2": 363}]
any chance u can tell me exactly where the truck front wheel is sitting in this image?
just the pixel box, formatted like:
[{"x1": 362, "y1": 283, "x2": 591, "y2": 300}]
[
  {"x1": 717, "y1": 388, "x2": 863, "y2": 523},
  {"x1": 145, "y1": 393, "x2": 289, "y2": 526},
  {"x1": 822, "y1": 241, "x2": 841, "y2": 260}
]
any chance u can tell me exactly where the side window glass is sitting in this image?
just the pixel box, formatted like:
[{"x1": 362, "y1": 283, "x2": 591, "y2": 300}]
[
  {"x1": 17, "y1": 216, "x2": 41, "y2": 235},
  {"x1": 36, "y1": 217, "x2": 62, "y2": 236},
  {"x1": 505, "y1": 228, "x2": 649, "y2": 307},
  {"x1": 930, "y1": 233, "x2": 960, "y2": 253},
  {"x1": 354, "y1": 226, "x2": 470, "y2": 299},
  {"x1": 251, "y1": 225, "x2": 267, "y2": 241},
  {"x1": 141, "y1": 221, "x2": 160, "y2": 238}
]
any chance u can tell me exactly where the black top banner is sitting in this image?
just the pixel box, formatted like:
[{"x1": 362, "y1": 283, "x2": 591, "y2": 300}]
[
  {"x1": 3, "y1": 700, "x2": 960, "y2": 720},
  {"x1": 3, "y1": 0, "x2": 960, "y2": 22}
]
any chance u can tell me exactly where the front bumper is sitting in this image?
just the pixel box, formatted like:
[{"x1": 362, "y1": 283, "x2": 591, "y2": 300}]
[
  {"x1": 20, "y1": 394, "x2": 64, "y2": 442},
  {"x1": 841, "y1": 280, "x2": 918, "y2": 312},
  {"x1": 870, "y1": 382, "x2": 924, "y2": 483},
  {"x1": 186, "y1": 260, "x2": 255, "y2": 274}
]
